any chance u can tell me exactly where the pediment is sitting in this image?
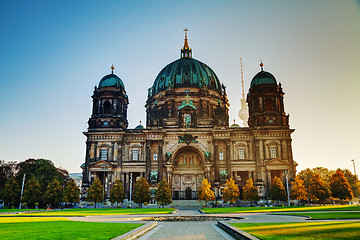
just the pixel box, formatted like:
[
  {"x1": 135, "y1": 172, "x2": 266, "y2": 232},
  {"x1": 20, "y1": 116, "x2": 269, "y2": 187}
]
[
  {"x1": 91, "y1": 160, "x2": 115, "y2": 168},
  {"x1": 265, "y1": 158, "x2": 288, "y2": 166}
]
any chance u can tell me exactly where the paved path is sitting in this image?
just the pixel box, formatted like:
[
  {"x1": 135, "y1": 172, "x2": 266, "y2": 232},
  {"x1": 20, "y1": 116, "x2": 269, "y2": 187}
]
[{"x1": 137, "y1": 221, "x2": 234, "y2": 240}]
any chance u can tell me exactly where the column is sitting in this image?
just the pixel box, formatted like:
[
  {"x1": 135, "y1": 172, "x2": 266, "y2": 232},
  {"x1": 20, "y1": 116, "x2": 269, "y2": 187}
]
[
  {"x1": 82, "y1": 141, "x2": 91, "y2": 187},
  {"x1": 213, "y1": 139, "x2": 219, "y2": 182},
  {"x1": 158, "y1": 141, "x2": 164, "y2": 181},
  {"x1": 226, "y1": 140, "x2": 231, "y2": 179},
  {"x1": 145, "y1": 140, "x2": 151, "y2": 181},
  {"x1": 94, "y1": 142, "x2": 98, "y2": 162}
]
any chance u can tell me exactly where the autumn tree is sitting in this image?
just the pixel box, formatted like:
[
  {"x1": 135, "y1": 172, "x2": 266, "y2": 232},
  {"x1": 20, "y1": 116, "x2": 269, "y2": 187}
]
[
  {"x1": 64, "y1": 179, "x2": 80, "y2": 207},
  {"x1": 109, "y1": 180, "x2": 125, "y2": 207},
  {"x1": 86, "y1": 178, "x2": 103, "y2": 208},
  {"x1": 341, "y1": 169, "x2": 360, "y2": 197},
  {"x1": 222, "y1": 177, "x2": 240, "y2": 203},
  {"x1": 269, "y1": 176, "x2": 287, "y2": 205},
  {"x1": 45, "y1": 179, "x2": 64, "y2": 208},
  {"x1": 197, "y1": 178, "x2": 215, "y2": 205},
  {"x1": 309, "y1": 173, "x2": 330, "y2": 204},
  {"x1": 290, "y1": 177, "x2": 307, "y2": 203},
  {"x1": 330, "y1": 169, "x2": 353, "y2": 203},
  {"x1": 0, "y1": 177, "x2": 20, "y2": 208},
  {"x1": 155, "y1": 180, "x2": 172, "y2": 207},
  {"x1": 22, "y1": 176, "x2": 42, "y2": 208},
  {"x1": 242, "y1": 179, "x2": 259, "y2": 206},
  {"x1": 133, "y1": 177, "x2": 151, "y2": 207}
]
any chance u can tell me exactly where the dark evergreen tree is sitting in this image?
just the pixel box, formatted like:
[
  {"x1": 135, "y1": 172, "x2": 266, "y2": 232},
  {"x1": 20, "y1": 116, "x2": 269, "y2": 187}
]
[
  {"x1": 269, "y1": 176, "x2": 287, "y2": 205},
  {"x1": 155, "y1": 180, "x2": 172, "y2": 207},
  {"x1": 1, "y1": 177, "x2": 20, "y2": 208},
  {"x1": 133, "y1": 177, "x2": 151, "y2": 207},
  {"x1": 64, "y1": 179, "x2": 80, "y2": 207},
  {"x1": 86, "y1": 178, "x2": 103, "y2": 208},
  {"x1": 109, "y1": 180, "x2": 125, "y2": 207},
  {"x1": 45, "y1": 179, "x2": 64, "y2": 208},
  {"x1": 22, "y1": 176, "x2": 42, "y2": 208}
]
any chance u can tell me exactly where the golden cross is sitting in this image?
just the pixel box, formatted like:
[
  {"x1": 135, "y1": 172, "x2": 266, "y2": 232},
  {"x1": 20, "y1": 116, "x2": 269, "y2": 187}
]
[
  {"x1": 185, "y1": 94, "x2": 190, "y2": 103},
  {"x1": 184, "y1": 28, "x2": 188, "y2": 38}
]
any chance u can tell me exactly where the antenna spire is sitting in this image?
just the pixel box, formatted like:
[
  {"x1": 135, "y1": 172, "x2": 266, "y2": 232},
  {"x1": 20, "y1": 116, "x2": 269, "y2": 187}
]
[
  {"x1": 111, "y1": 64, "x2": 115, "y2": 74},
  {"x1": 240, "y1": 58, "x2": 245, "y2": 99}
]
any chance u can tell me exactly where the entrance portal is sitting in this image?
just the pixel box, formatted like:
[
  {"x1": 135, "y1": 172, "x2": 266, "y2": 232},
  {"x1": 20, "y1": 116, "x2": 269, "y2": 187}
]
[{"x1": 185, "y1": 187, "x2": 192, "y2": 200}]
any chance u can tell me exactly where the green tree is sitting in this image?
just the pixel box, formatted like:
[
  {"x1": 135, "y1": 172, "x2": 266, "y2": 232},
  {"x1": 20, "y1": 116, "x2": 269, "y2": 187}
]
[
  {"x1": 45, "y1": 179, "x2": 64, "y2": 208},
  {"x1": 242, "y1": 179, "x2": 259, "y2": 206},
  {"x1": 341, "y1": 169, "x2": 360, "y2": 197},
  {"x1": 86, "y1": 178, "x2": 103, "y2": 208},
  {"x1": 309, "y1": 173, "x2": 330, "y2": 204},
  {"x1": 197, "y1": 178, "x2": 215, "y2": 207},
  {"x1": 222, "y1": 177, "x2": 240, "y2": 203},
  {"x1": 269, "y1": 176, "x2": 287, "y2": 205},
  {"x1": 109, "y1": 180, "x2": 125, "y2": 207},
  {"x1": 22, "y1": 176, "x2": 42, "y2": 208},
  {"x1": 0, "y1": 160, "x2": 17, "y2": 192},
  {"x1": 64, "y1": 179, "x2": 80, "y2": 207},
  {"x1": 290, "y1": 177, "x2": 307, "y2": 203},
  {"x1": 1, "y1": 177, "x2": 20, "y2": 208},
  {"x1": 155, "y1": 180, "x2": 172, "y2": 207},
  {"x1": 133, "y1": 177, "x2": 151, "y2": 207},
  {"x1": 330, "y1": 169, "x2": 353, "y2": 203}
]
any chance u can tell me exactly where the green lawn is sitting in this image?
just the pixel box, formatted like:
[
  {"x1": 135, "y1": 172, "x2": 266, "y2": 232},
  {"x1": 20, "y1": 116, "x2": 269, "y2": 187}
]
[
  {"x1": 202, "y1": 205, "x2": 360, "y2": 214},
  {"x1": 0, "y1": 209, "x2": 40, "y2": 213},
  {"x1": 275, "y1": 211, "x2": 360, "y2": 219},
  {"x1": 0, "y1": 220, "x2": 143, "y2": 240},
  {"x1": 230, "y1": 221, "x2": 360, "y2": 240},
  {"x1": 1, "y1": 208, "x2": 175, "y2": 216}
]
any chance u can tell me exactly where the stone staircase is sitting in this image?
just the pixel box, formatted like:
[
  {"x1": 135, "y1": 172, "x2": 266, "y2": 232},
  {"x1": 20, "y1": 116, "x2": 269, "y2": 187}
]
[{"x1": 172, "y1": 200, "x2": 205, "y2": 210}]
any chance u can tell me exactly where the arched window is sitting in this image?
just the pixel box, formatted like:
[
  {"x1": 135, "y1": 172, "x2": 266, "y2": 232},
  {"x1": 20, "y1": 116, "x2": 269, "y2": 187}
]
[{"x1": 103, "y1": 101, "x2": 111, "y2": 114}]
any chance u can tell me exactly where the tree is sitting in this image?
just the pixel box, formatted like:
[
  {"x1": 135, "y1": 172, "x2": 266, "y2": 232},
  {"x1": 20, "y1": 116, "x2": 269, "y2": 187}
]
[
  {"x1": 197, "y1": 178, "x2": 215, "y2": 204},
  {"x1": 330, "y1": 169, "x2": 353, "y2": 203},
  {"x1": 297, "y1": 167, "x2": 334, "y2": 191},
  {"x1": 222, "y1": 177, "x2": 240, "y2": 203},
  {"x1": 1, "y1": 177, "x2": 20, "y2": 208},
  {"x1": 86, "y1": 178, "x2": 103, "y2": 208},
  {"x1": 0, "y1": 160, "x2": 18, "y2": 192},
  {"x1": 22, "y1": 176, "x2": 42, "y2": 208},
  {"x1": 290, "y1": 177, "x2": 307, "y2": 203},
  {"x1": 297, "y1": 168, "x2": 314, "y2": 191},
  {"x1": 242, "y1": 179, "x2": 260, "y2": 206},
  {"x1": 133, "y1": 177, "x2": 151, "y2": 207},
  {"x1": 309, "y1": 173, "x2": 330, "y2": 204},
  {"x1": 64, "y1": 179, "x2": 80, "y2": 207},
  {"x1": 45, "y1": 179, "x2": 64, "y2": 208},
  {"x1": 341, "y1": 169, "x2": 360, "y2": 197},
  {"x1": 109, "y1": 180, "x2": 125, "y2": 207},
  {"x1": 269, "y1": 176, "x2": 287, "y2": 205}
]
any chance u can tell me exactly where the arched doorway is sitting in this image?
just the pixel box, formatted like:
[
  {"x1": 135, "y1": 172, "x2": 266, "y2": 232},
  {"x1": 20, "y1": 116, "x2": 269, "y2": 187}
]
[{"x1": 171, "y1": 147, "x2": 205, "y2": 200}]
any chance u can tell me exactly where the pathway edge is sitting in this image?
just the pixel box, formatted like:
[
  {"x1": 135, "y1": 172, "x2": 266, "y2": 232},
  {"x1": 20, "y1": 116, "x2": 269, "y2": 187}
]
[
  {"x1": 217, "y1": 220, "x2": 259, "y2": 240},
  {"x1": 112, "y1": 221, "x2": 157, "y2": 240}
]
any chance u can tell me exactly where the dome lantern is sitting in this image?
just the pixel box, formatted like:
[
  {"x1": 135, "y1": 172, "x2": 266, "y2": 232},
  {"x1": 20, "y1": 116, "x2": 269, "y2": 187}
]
[{"x1": 181, "y1": 28, "x2": 192, "y2": 58}]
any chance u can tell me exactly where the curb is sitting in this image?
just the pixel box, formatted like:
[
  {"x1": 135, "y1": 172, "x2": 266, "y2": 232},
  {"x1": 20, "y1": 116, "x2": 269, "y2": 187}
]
[
  {"x1": 198, "y1": 209, "x2": 205, "y2": 214},
  {"x1": 217, "y1": 220, "x2": 259, "y2": 240},
  {"x1": 112, "y1": 221, "x2": 157, "y2": 240},
  {"x1": 171, "y1": 209, "x2": 179, "y2": 214}
]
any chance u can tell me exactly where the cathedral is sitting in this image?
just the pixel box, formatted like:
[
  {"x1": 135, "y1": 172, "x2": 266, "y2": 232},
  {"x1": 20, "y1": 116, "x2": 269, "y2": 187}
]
[{"x1": 81, "y1": 30, "x2": 296, "y2": 201}]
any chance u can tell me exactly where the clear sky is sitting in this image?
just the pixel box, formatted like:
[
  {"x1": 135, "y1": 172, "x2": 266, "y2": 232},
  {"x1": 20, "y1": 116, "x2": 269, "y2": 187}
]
[{"x1": 0, "y1": 0, "x2": 359, "y2": 174}]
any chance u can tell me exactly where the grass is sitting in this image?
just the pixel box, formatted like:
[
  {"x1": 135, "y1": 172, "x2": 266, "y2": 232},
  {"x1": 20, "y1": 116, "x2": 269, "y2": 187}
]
[
  {"x1": 0, "y1": 218, "x2": 143, "y2": 240},
  {"x1": 230, "y1": 221, "x2": 360, "y2": 240},
  {"x1": 0, "y1": 209, "x2": 40, "y2": 213},
  {"x1": 274, "y1": 211, "x2": 360, "y2": 219},
  {"x1": 202, "y1": 205, "x2": 360, "y2": 214},
  {"x1": 0, "y1": 207, "x2": 175, "y2": 216}
]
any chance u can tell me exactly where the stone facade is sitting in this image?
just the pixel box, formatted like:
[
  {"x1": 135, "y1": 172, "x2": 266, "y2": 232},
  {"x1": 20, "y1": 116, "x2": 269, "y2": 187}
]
[{"x1": 81, "y1": 34, "x2": 296, "y2": 200}]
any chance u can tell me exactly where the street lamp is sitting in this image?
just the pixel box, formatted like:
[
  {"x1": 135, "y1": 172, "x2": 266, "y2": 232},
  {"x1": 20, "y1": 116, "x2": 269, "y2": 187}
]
[
  {"x1": 285, "y1": 170, "x2": 290, "y2": 207},
  {"x1": 129, "y1": 173, "x2": 133, "y2": 208},
  {"x1": 351, "y1": 159, "x2": 357, "y2": 177}
]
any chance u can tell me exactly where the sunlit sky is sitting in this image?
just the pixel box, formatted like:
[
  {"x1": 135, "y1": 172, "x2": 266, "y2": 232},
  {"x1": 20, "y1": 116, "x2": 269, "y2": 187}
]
[{"x1": 0, "y1": 0, "x2": 359, "y2": 174}]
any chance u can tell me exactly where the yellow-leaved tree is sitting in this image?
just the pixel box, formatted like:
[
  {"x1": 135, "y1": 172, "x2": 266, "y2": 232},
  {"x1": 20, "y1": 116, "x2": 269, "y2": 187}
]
[
  {"x1": 222, "y1": 177, "x2": 240, "y2": 204},
  {"x1": 290, "y1": 177, "x2": 307, "y2": 204},
  {"x1": 197, "y1": 178, "x2": 215, "y2": 206},
  {"x1": 242, "y1": 179, "x2": 259, "y2": 206}
]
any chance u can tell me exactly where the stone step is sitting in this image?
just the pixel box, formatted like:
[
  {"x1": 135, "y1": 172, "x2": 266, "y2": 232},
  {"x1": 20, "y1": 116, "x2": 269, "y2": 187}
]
[{"x1": 172, "y1": 200, "x2": 204, "y2": 210}]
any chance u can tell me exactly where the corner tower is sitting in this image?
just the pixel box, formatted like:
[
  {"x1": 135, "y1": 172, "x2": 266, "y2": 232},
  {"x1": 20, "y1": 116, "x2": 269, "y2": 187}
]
[
  {"x1": 247, "y1": 62, "x2": 289, "y2": 128},
  {"x1": 88, "y1": 66, "x2": 129, "y2": 131}
]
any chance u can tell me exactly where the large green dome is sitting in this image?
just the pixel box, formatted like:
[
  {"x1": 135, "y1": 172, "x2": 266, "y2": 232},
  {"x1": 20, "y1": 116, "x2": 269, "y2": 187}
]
[
  {"x1": 250, "y1": 70, "x2": 277, "y2": 88},
  {"x1": 149, "y1": 57, "x2": 222, "y2": 96},
  {"x1": 98, "y1": 73, "x2": 124, "y2": 89}
]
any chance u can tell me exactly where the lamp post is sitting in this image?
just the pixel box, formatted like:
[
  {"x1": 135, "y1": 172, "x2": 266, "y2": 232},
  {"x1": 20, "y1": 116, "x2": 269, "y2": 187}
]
[
  {"x1": 351, "y1": 159, "x2": 357, "y2": 177},
  {"x1": 285, "y1": 170, "x2": 290, "y2": 206},
  {"x1": 129, "y1": 173, "x2": 133, "y2": 208}
]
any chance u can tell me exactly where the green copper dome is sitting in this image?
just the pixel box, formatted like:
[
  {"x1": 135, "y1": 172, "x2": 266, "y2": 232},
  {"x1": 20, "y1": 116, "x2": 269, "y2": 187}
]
[
  {"x1": 250, "y1": 70, "x2": 277, "y2": 88},
  {"x1": 98, "y1": 73, "x2": 124, "y2": 89},
  {"x1": 149, "y1": 57, "x2": 221, "y2": 96}
]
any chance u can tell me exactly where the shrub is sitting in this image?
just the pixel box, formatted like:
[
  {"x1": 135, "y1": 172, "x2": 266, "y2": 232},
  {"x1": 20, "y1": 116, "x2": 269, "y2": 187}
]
[{"x1": 144, "y1": 202, "x2": 148, "y2": 206}]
